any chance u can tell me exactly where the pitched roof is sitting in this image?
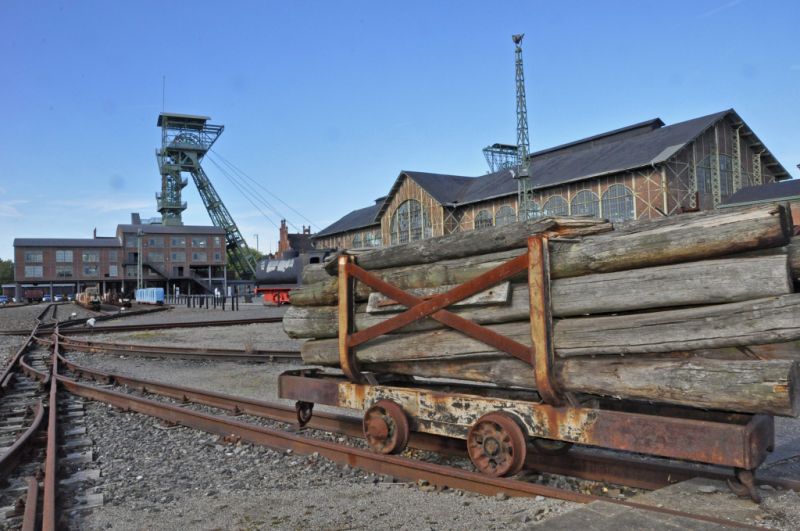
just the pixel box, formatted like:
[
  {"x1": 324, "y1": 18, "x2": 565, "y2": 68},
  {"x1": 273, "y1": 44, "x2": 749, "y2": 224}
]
[
  {"x1": 314, "y1": 202, "x2": 381, "y2": 238},
  {"x1": 14, "y1": 237, "x2": 121, "y2": 248},
  {"x1": 314, "y1": 109, "x2": 792, "y2": 237},
  {"x1": 721, "y1": 179, "x2": 800, "y2": 207}
]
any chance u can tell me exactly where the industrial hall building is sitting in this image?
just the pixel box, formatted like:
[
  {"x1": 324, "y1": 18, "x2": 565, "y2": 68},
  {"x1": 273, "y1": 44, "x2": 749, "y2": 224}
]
[
  {"x1": 10, "y1": 213, "x2": 228, "y2": 301},
  {"x1": 312, "y1": 109, "x2": 793, "y2": 250}
]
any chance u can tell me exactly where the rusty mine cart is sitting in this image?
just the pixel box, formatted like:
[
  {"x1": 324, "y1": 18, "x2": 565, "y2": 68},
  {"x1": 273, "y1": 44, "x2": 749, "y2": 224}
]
[{"x1": 279, "y1": 235, "x2": 774, "y2": 502}]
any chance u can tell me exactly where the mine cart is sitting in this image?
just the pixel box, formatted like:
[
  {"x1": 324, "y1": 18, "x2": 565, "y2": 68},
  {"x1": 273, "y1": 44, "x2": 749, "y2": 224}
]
[{"x1": 278, "y1": 234, "x2": 775, "y2": 501}]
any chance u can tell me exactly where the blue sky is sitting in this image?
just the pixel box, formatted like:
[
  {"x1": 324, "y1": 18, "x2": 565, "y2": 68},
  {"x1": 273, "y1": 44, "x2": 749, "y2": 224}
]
[{"x1": 1, "y1": 0, "x2": 798, "y2": 261}]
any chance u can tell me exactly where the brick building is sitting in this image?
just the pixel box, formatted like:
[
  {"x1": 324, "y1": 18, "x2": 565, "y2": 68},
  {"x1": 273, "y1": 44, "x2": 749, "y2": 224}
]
[
  {"x1": 313, "y1": 109, "x2": 793, "y2": 250},
  {"x1": 11, "y1": 214, "x2": 228, "y2": 300}
]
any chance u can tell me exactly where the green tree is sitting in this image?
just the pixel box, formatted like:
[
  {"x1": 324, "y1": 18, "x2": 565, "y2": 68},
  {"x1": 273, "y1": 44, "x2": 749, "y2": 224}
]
[{"x1": 0, "y1": 259, "x2": 13, "y2": 284}]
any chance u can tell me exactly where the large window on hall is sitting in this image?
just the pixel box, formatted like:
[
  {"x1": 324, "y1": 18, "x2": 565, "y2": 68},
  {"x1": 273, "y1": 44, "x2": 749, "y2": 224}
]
[
  {"x1": 474, "y1": 210, "x2": 493, "y2": 229},
  {"x1": 390, "y1": 200, "x2": 431, "y2": 245},
  {"x1": 719, "y1": 154, "x2": 734, "y2": 199},
  {"x1": 696, "y1": 154, "x2": 735, "y2": 201},
  {"x1": 494, "y1": 205, "x2": 516, "y2": 226},
  {"x1": 542, "y1": 196, "x2": 568, "y2": 216},
  {"x1": 570, "y1": 190, "x2": 600, "y2": 218},
  {"x1": 601, "y1": 184, "x2": 635, "y2": 222}
]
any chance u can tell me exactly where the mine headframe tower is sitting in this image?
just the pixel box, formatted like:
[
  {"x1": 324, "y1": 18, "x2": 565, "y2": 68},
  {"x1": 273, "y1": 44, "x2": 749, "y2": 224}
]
[
  {"x1": 156, "y1": 113, "x2": 257, "y2": 279},
  {"x1": 512, "y1": 33, "x2": 535, "y2": 221}
]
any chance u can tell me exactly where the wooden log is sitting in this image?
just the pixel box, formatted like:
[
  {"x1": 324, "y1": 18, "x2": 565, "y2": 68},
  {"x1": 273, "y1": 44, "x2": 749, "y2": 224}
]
[
  {"x1": 283, "y1": 254, "x2": 793, "y2": 338},
  {"x1": 331, "y1": 204, "x2": 791, "y2": 273},
  {"x1": 300, "y1": 293, "x2": 800, "y2": 361},
  {"x1": 790, "y1": 237, "x2": 800, "y2": 279},
  {"x1": 366, "y1": 282, "x2": 511, "y2": 314},
  {"x1": 356, "y1": 356, "x2": 799, "y2": 416},
  {"x1": 296, "y1": 205, "x2": 793, "y2": 307},
  {"x1": 323, "y1": 217, "x2": 611, "y2": 274}
]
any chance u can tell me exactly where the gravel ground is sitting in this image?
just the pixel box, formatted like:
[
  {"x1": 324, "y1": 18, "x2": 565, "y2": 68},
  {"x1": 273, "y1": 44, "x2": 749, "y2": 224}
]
[
  {"x1": 34, "y1": 306, "x2": 800, "y2": 529},
  {"x1": 0, "y1": 336, "x2": 26, "y2": 367},
  {"x1": 75, "y1": 398, "x2": 573, "y2": 530},
  {"x1": 0, "y1": 302, "x2": 100, "y2": 332}
]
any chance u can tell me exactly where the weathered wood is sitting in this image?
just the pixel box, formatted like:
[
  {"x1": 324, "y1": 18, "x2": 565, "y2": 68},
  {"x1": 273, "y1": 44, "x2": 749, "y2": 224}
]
[
  {"x1": 790, "y1": 237, "x2": 799, "y2": 280},
  {"x1": 366, "y1": 282, "x2": 511, "y2": 314},
  {"x1": 324, "y1": 217, "x2": 611, "y2": 273},
  {"x1": 326, "y1": 204, "x2": 790, "y2": 274},
  {"x1": 295, "y1": 205, "x2": 793, "y2": 307},
  {"x1": 300, "y1": 293, "x2": 800, "y2": 361},
  {"x1": 283, "y1": 255, "x2": 793, "y2": 338},
  {"x1": 355, "y1": 356, "x2": 799, "y2": 416}
]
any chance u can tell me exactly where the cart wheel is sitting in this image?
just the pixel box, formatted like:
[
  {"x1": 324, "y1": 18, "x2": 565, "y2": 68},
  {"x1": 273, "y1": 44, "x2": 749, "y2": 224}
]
[
  {"x1": 531, "y1": 438, "x2": 573, "y2": 455},
  {"x1": 363, "y1": 400, "x2": 410, "y2": 454},
  {"x1": 295, "y1": 401, "x2": 314, "y2": 427},
  {"x1": 467, "y1": 412, "x2": 527, "y2": 477}
]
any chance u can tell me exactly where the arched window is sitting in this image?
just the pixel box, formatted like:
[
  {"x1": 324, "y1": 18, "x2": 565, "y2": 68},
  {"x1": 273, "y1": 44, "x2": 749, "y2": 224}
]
[
  {"x1": 390, "y1": 200, "x2": 431, "y2": 245},
  {"x1": 542, "y1": 196, "x2": 568, "y2": 217},
  {"x1": 474, "y1": 210, "x2": 493, "y2": 229},
  {"x1": 352, "y1": 233, "x2": 362, "y2": 248},
  {"x1": 520, "y1": 200, "x2": 541, "y2": 220},
  {"x1": 570, "y1": 190, "x2": 600, "y2": 218},
  {"x1": 601, "y1": 184, "x2": 635, "y2": 222},
  {"x1": 494, "y1": 205, "x2": 516, "y2": 226}
]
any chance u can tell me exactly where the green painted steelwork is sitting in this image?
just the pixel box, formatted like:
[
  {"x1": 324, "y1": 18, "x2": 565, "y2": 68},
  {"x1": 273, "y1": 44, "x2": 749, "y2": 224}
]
[{"x1": 156, "y1": 113, "x2": 257, "y2": 279}]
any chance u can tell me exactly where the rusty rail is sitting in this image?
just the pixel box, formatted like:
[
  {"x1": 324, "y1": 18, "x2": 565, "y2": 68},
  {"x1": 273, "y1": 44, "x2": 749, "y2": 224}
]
[
  {"x1": 55, "y1": 349, "x2": 800, "y2": 497},
  {"x1": 52, "y1": 335, "x2": 301, "y2": 362},
  {"x1": 55, "y1": 316, "x2": 282, "y2": 335},
  {"x1": 54, "y1": 365, "x2": 760, "y2": 529},
  {"x1": 0, "y1": 401, "x2": 45, "y2": 479},
  {"x1": 42, "y1": 335, "x2": 59, "y2": 531},
  {"x1": 21, "y1": 476, "x2": 39, "y2": 531}
]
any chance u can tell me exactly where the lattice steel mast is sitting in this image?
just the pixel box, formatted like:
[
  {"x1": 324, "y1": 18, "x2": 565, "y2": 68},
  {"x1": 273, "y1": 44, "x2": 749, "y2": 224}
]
[
  {"x1": 512, "y1": 34, "x2": 535, "y2": 220},
  {"x1": 156, "y1": 113, "x2": 257, "y2": 279}
]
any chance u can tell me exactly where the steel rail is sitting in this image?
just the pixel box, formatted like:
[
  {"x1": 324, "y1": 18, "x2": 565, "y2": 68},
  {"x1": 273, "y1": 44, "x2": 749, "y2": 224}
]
[
  {"x1": 54, "y1": 350, "x2": 800, "y2": 495},
  {"x1": 21, "y1": 476, "x2": 38, "y2": 531},
  {"x1": 0, "y1": 401, "x2": 45, "y2": 478},
  {"x1": 55, "y1": 335, "x2": 301, "y2": 362},
  {"x1": 0, "y1": 327, "x2": 39, "y2": 392},
  {"x1": 42, "y1": 337, "x2": 59, "y2": 531},
  {"x1": 55, "y1": 371, "x2": 758, "y2": 529},
  {"x1": 55, "y1": 316, "x2": 282, "y2": 335}
]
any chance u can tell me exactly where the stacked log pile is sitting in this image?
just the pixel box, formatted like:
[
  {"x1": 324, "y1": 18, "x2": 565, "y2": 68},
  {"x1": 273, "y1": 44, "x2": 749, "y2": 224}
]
[{"x1": 285, "y1": 205, "x2": 800, "y2": 416}]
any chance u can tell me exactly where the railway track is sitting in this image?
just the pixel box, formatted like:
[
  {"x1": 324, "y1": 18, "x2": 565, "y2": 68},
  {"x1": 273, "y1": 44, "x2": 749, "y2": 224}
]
[
  {"x1": 50, "y1": 334, "x2": 301, "y2": 362},
  {"x1": 3, "y1": 310, "x2": 796, "y2": 528},
  {"x1": 51, "y1": 340, "x2": 794, "y2": 528}
]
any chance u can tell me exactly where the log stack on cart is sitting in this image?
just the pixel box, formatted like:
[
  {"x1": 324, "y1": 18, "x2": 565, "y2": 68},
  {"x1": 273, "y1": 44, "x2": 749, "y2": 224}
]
[{"x1": 278, "y1": 204, "x2": 800, "y2": 501}]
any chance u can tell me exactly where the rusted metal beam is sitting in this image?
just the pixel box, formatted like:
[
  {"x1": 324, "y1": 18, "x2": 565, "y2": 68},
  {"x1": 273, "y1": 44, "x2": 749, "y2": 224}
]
[
  {"x1": 345, "y1": 256, "x2": 532, "y2": 364},
  {"x1": 528, "y1": 234, "x2": 564, "y2": 406}
]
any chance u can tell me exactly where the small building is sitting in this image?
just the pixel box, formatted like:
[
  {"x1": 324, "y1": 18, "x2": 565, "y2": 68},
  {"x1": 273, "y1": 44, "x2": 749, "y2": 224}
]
[
  {"x1": 12, "y1": 214, "x2": 228, "y2": 301},
  {"x1": 313, "y1": 109, "x2": 792, "y2": 250}
]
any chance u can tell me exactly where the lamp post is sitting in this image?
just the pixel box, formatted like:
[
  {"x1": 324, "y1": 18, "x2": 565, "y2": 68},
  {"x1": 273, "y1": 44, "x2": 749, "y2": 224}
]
[
  {"x1": 136, "y1": 229, "x2": 144, "y2": 290},
  {"x1": 253, "y1": 233, "x2": 259, "y2": 254}
]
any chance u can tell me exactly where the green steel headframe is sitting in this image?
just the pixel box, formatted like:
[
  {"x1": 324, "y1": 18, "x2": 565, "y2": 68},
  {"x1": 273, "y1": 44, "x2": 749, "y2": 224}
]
[{"x1": 156, "y1": 113, "x2": 257, "y2": 279}]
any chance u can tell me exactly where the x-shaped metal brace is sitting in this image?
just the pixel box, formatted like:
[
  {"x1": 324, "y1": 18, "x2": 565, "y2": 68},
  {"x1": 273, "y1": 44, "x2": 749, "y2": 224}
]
[{"x1": 337, "y1": 234, "x2": 564, "y2": 406}]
